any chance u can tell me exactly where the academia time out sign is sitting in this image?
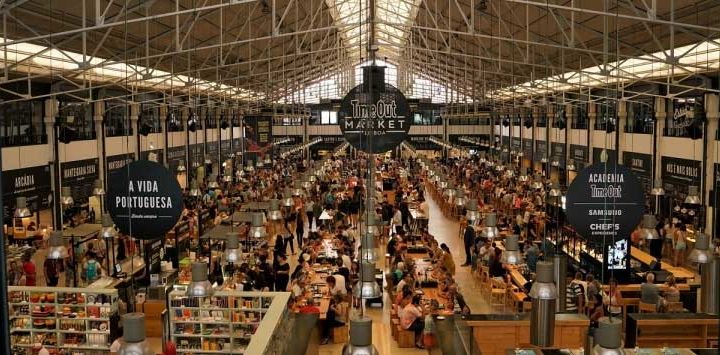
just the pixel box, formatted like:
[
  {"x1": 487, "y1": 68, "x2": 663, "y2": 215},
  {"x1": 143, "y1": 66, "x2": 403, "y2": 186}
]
[
  {"x1": 565, "y1": 163, "x2": 645, "y2": 240},
  {"x1": 106, "y1": 160, "x2": 183, "y2": 239},
  {"x1": 338, "y1": 67, "x2": 410, "y2": 153}
]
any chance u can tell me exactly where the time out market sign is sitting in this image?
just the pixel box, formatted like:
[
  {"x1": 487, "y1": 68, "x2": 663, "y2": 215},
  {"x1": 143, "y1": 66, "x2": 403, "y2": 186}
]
[{"x1": 565, "y1": 163, "x2": 645, "y2": 241}]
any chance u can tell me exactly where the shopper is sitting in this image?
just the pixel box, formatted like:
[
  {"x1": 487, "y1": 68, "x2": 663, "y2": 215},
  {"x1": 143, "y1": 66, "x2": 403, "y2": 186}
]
[
  {"x1": 440, "y1": 243, "x2": 456, "y2": 276},
  {"x1": 565, "y1": 273, "x2": 585, "y2": 313},
  {"x1": 326, "y1": 275, "x2": 347, "y2": 298},
  {"x1": 83, "y1": 252, "x2": 102, "y2": 285},
  {"x1": 673, "y1": 223, "x2": 687, "y2": 266},
  {"x1": 21, "y1": 251, "x2": 37, "y2": 286},
  {"x1": 524, "y1": 241, "x2": 540, "y2": 273},
  {"x1": 274, "y1": 254, "x2": 290, "y2": 292},
  {"x1": 640, "y1": 272, "x2": 660, "y2": 309},
  {"x1": 295, "y1": 209, "x2": 305, "y2": 249},
  {"x1": 305, "y1": 197, "x2": 315, "y2": 231},
  {"x1": 8, "y1": 260, "x2": 22, "y2": 286},
  {"x1": 43, "y1": 256, "x2": 63, "y2": 287},
  {"x1": 462, "y1": 223, "x2": 475, "y2": 266},
  {"x1": 603, "y1": 278, "x2": 623, "y2": 318}
]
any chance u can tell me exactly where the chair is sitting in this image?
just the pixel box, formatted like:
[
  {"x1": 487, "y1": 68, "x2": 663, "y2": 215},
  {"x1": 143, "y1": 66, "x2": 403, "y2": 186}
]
[
  {"x1": 638, "y1": 301, "x2": 657, "y2": 313},
  {"x1": 479, "y1": 266, "x2": 491, "y2": 295},
  {"x1": 665, "y1": 301, "x2": 684, "y2": 313},
  {"x1": 490, "y1": 278, "x2": 508, "y2": 308},
  {"x1": 458, "y1": 219, "x2": 468, "y2": 240},
  {"x1": 396, "y1": 325, "x2": 416, "y2": 348}
]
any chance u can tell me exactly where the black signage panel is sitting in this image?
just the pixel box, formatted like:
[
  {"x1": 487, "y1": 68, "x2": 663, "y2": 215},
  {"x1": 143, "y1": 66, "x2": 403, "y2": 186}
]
[
  {"x1": 144, "y1": 238, "x2": 163, "y2": 275},
  {"x1": 166, "y1": 146, "x2": 186, "y2": 171},
  {"x1": 592, "y1": 147, "x2": 617, "y2": 164},
  {"x1": 220, "y1": 140, "x2": 231, "y2": 158},
  {"x1": 566, "y1": 163, "x2": 645, "y2": 243},
  {"x1": 501, "y1": 136, "x2": 510, "y2": 147},
  {"x1": 661, "y1": 156, "x2": 701, "y2": 195},
  {"x1": 308, "y1": 135, "x2": 345, "y2": 150},
  {"x1": 551, "y1": 142, "x2": 566, "y2": 165},
  {"x1": 244, "y1": 116, "x2": 272, "y2": 156},
  {"x1": 621, "y1": 152, "x2": 652, "y2": 191},
  {"x1": 511, "y1": 138, "x2": 522, "y2": 151},
  {"x1": 535, "y1": 141, "x2": 547, "y2": 162},
  {"x1": 106, "y1": 160, "x2": 184, "y2": 239},
  {"x1": 570, "y1": 144, "x2": 589, "y2": 168},
  {"x1": 232, "y1": 138, "x2": 243, "y2": 154},
  {"x1": 61, "y1": 158, "x2": 99, "y2": 201},
  {"x1": 448, "y1": 134, "x2": 488, "y2": 148},
  {"x1": 2, "y1": 165, "x2": 52, "y2": 219},
  {"x1": 107, "y1": 153, "x2": 135, "y2": 173},
  {"x1": 141, "y1": 149, "x2": 164, "y2": 165},
  {"x1": 522, "y1": 139, "x2": 533, "y2": 156},
  {"x1": 408, "y1": 135, "x2": 442, "y2": 150}
]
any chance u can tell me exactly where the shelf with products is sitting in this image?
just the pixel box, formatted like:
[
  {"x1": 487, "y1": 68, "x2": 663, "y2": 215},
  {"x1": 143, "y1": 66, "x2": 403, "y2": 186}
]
[
  {"x1": 8, "y1": 286, "x2": 119, "y2": 355},
  {"x1": 167, "y1": 291, "x2": 290, "y2": 355}
]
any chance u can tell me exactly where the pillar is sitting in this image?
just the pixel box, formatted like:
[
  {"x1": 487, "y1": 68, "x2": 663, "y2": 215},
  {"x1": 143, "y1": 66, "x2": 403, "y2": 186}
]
[
  {"x1": 44, "y1": 99, "x2": 60, "y2": 229},
  {"x1": 181, "y1": 107, "x2": 190, "y2": 188},
  {"x1": 653, "y1": 97, "x2": 668, "y2": 186},
  {"x1": 704, "y1": 94, "x2": 719, "y2": 236},
  {"x1": 93, "y1": 101, "x2": 105, "y2": 189},
  {"x1": 617, "y1": 100, "x2": 628, "y2": 160},
  {"x1": 588, "y1": 103, "x2": 597, "y2": 164},
  {"x1": 130, "y1": 103, "x2": 140, "y2": 160},
  {"x1": 159, "y1": 105, "x2": 168, "y2": 167}
]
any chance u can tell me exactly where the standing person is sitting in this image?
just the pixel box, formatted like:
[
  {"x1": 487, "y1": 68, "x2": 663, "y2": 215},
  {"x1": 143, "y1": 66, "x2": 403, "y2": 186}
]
[
  {"x1": 21, "y1": 251, "x2": 37, "y2": 286},
  {"x1": 8, "y1": 260, "x2": 22, "y2": 286},
  {"x1": 673, "y1": 223, "x2": 687, "y2": 266},
  {"x1": 274, "y1": 255, "x2": 290, "y2": 292},
  {"x1": 461, "y1": 224, "x2": 475, "y2": 266},
  {"x1": 603, "y1": 278, "x2": 623, "y2": 318},
  {"x1": 565, "y1": 272, "x2": 585, "y2": 313},
  {"x1": 305, "y1": 197, "x2": 315, "y2": 231},
  {"x1": 83, "y1": 252, "x2": 102, "y2": 285},
  {"x1": 44, "y1": 256, "x2": 63, "y2": 287},
  {"x1": 295, "y1": 209, "x2": 305, "y2": 250},
  {"x1": 524, "y1": 241, "x2": 540, "y2": 273},
  {"x1": 283, "y1": 209, "x2": 296, "y2": 255}
]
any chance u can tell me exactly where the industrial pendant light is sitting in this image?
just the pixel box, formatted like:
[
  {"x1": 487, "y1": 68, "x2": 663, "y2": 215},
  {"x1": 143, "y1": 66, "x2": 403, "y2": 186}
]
[
  {"x1": 189, "y1": 180, "x2": 201, "y2": 197},
  {"x1": 444, "y1": 182, "x2": 457, "y2": 200},
  {"x1": 117, "y1": 313, "x2": 154, "y2": 355},
  {"x1": 362, "y1": 212, "x2": 380, "y2": 236},
  {"x1": 244, "y1": 160, "x2": 255, "y2": 172},
  {"x1": 540, "y1": 157, "x2": 548, "y2": 163},
  {"x1": 207, "y1": 174, "x2": 220, "y2": 189},
  {"x1": 224, "y1": 232, "x2": 241, "y2": 263},
  {"x1": 281, "y1": 188, "x2": 294, "y2": 207},
  {"x1": 650, "y1": 178, "x2": 665, "y2": 196},
  {"x1": 101, "y1": 214, "x2": 117, "y2": 239},
  {"x1": 455, "y1": 189, "x2": 467, "y2": 207},
  {"x1": 566, "y1": 159, "x2": 576, "y2": 171},
  {"x1": 550, "y1": 157, "x2": 560, "y2": 167},
  {"x1": 176, "y1": 160, "x2": 187, "y2": 172},
  {"x1": 501, "y1": 235, "x2": 523, "y2": 265},
  {"x1": 518, "y1": 167, "x2": 529, "y2": 182},
  {"x1": 187, "y1": 262, "x2": 214, "y2": 297},
  {"x1": 267, "y1": 199, "x2": 283, "y2": 221},
  {"x1": 465, "y1": 199, "x2": 480, "y2": 222},
  {"x1": 14, "y1": 197, "x2": 32, "y2": 218},
  {"x1": 530, "y1": 175, "x2": 544, "y2": 190},
  {"x1": 46, "y1": 231, "x2": 68, "y2": 259},
  {"x1": 342, "y1": 318, "x2": 379, "y2": 355},
  {"x1": 684, "y1": 186, "x2": 701, "y2": 205},
  {"x1": 481, "y1": 213, "x2": 499, "y2": 240},
  {"x1": 353, "y1": 262, "x2": 381, "y2": 299},
  {"x1": 92, "y1": 179, "x2": 106, "y2": 196},
  {"x1": 61, "y1": 186, "x2": 74, "y2": 206},
  {"x1": 688, "y1": 231, "x2": 712, "y2": 264},
  {"x1": 292, "y1": 181, "x2": 305, "y2": 197},
  {"x1": 204, "y1": 155, "x2": 212, "y2": 165},
  {"x1": 248, "y1": 212, "x2": 267, "y2": 238},
  {"x1": 256, "y1": 159, "x2": 265, "y2": 168},
  {"x1": 639, "y1": 214, "x2": 659, "y2": 240},
  {"x1": 549, "y1": 182, "x2": 562, "y2": 198}
]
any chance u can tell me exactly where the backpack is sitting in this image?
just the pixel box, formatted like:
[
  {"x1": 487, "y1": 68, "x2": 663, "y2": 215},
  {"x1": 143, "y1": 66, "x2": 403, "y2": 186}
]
[{"x1": 86, "y1": 260, "x2": 98, "y2": 282}]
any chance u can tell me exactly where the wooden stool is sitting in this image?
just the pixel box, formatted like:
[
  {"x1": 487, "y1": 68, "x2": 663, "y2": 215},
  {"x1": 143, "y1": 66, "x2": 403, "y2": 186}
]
[
  {"x1": 391, "y1": 318, "x2": 400, "y2": 340},
  {"x1": 332, "y1": 324, "x2": 349, "y2": 344},
  {"x1": 639, "y1": 302, "x2": 657, "y2": 313},
  {"x1": 396, "y1": 325, "x2": 415, "y2": 348}
]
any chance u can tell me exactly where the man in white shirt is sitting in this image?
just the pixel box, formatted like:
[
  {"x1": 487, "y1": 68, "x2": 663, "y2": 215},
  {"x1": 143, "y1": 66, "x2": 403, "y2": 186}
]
[
  {"x1": 339, "y1": 250, "x2": 352, "y2": 270},
  {"x1": 327, "y1": 275, "x2": 347, "y2": 297}
]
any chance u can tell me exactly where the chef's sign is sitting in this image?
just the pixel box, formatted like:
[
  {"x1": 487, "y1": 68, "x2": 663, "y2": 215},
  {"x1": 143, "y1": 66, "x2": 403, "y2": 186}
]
[
  {"x1": 106, "y1": 160, "x2": 184, "y2": 239},
  {"x1": 565, "y1": 163, "x2": 645, "y2": 240},
  {"x1": 339, "y1": 66, "x2": 410, "y2": 153}
]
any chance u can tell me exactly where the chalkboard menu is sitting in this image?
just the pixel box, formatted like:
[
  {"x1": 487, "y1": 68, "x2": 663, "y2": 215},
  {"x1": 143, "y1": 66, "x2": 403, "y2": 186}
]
[
  {"x1": 551, "y1": 142, "x2": 566, "y2": 165},
  {"x1": 166, "y1": 146, "x2": 186, "y2": 172},
  {"x1": 144, "y1": 238, "x2": 163, "y2": 275},
  {"x1": 592, "y1": 147, "x2": 617, "y2": 164},
  {"x1": 61, "y1": 158, "x2": 99, "y2": 201},
  {"x1": 661, "y1": 156, "x2": 701, "y2": 196},
  {"x1": 141, "y1": 149, "x2": 164, "y2": 164},
  {"x1": 522, "y1": 139, "x2": 533, "y2": 157},
  {"x1": 2, "y1": 165, "x2": 52, "y2": 220},
  {"x1": 106, "y1": 153, "x2": 135, "y2": 173},
  {"x1": 535, "y1": 141, "x2": 547, "y2": 162},
  {"x1": 622, "y1": 152, "x2": 652, "y2": 192},
  {"x1": 570, "y1": 144, "x2": 589, "y2": 168}
]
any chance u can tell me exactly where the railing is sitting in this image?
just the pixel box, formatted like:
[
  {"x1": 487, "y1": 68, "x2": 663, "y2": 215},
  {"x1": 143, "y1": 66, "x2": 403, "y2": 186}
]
[
  {"x1": 0, "y1": 133, "x2": 48, "y2": 147},
  {"x1": 624, "y1": 124, "x2": 654, "y2": 134}
]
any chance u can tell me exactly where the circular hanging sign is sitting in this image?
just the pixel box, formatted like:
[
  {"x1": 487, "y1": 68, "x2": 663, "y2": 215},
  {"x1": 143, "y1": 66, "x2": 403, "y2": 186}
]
[
  {"x1": 565, "y1": 162, "x2": 645, "y2": 241},
  {"x1": 338, "y1": 82, "x2": 410, "y2": 153},
  {"x1": 106, "y1": 160, "x2": 184, "y2": 240}
]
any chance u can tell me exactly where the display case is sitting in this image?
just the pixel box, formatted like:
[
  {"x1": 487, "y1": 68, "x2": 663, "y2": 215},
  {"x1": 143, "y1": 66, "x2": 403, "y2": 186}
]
[
  {"x1": 8, "y1": 286, "x2": 119, "y2": 355},
  {"x1": 167, "y1": 290, "x2": 290, "y2": 354}
]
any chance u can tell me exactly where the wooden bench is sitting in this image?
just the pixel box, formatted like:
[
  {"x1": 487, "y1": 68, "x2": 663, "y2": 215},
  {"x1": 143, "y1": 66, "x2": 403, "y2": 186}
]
[
  {"x1": 391, "y1": 318, "x2": 400, "y2": 340},
  {"x1": 396, "y1": 324, "x2": 416, "y2": 348},
  {"x1": 332, "y1": 324, "x2": 349, "y2": 344}
]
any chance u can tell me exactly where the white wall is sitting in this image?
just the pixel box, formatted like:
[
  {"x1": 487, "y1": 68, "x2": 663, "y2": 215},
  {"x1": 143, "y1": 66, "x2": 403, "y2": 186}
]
[
  {"x1": 57, "y1": 140, "x2": 98, "y2": 162},
  {"x1": 2, "y1": 145, "x2": 49, "y2": 170},
  {"x1": 105, "y1": 136, "x2": 136, "y2": 156}
]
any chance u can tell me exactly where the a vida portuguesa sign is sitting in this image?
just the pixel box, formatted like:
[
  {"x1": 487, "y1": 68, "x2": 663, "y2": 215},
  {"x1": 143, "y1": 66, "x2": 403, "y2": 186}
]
[
  {"x1": 106, "y1": 160, "x2": 183, "y2": 239},
  {"x1": 338, "y1": 66, "x2": 410, "y2": 153},
  {"x1": 565, "y1": 163, "x2": 645, "y2": 241}
]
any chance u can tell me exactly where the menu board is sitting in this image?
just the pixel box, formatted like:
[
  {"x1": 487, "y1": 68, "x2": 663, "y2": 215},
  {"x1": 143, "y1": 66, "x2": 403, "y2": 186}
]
[
  {"x1": 621, "y1": 152, "x2": 652, "y2": 192},
  {"x1": 535, "y1": 141, "x2": 547, "y2": 162},
  {"x1": 551, "y1": 142, "x2": 566, "y2": 165},
  {"x1": 61, "y1": 158, "x2": 99, "y2": 201},
  {"x1": 144, "y1": 238, "x2": 163, "y2": 275},
  {"x1": 661, "y1": 156, "x2": 701, "y2": 196},
  {"x1": 2, "y1": 165, "x2": 52, "y2": 220},
  {"x1": 166, "y1": 146, "x2": 186, "y2": 172},
  {"x1": 570, "y1": 144, "x2": 589, "y2": 168},
  {"x1": 511, "y1": 137, "x2": 522, "y2": 152},
  {"x1": 106, "y1": 153, "x2": 135, "y2": 173},
  {"x1": 592, "y1": 147, "x2": 617, "y2": 164}
]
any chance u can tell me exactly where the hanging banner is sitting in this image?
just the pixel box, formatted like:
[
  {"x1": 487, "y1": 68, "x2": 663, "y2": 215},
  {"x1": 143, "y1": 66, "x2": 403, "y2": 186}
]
[
  {"x1": 2, "y1": 165, "x2": 52, "y2": 220},
  {"x1": 570, "y1": 144, "x2": 589, "y2": 168},
  {"x1": 243, "y1": 115, "x2": 272, "y2": 156},
  {"x1": 107, "y1": 153, "x2": 135, "y2": 173},
  {"x1": 565, "y1": 163, "x2": 645, "y2": 242},
  {"x1": 338, "y1": 66, "x2": 410, "y2": 153},
  {"x1": 661, "y1": 156, "x2": 701, "y2": 195},
  {"x1": 621, "y1": 152, "x2": 652, "y2": 191},
  {"x1": 61, "y1": 158, "x2": 99, "y2": 201},
  {"x1": 141, "y1": 149, "x2": 164, "y2": 164},
  {"x1": 106, "y1": 160, "x2": 184, "y2": 239},
  {"x1": 408, "y1": 135, "x2": 442, "y2": 150}
]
